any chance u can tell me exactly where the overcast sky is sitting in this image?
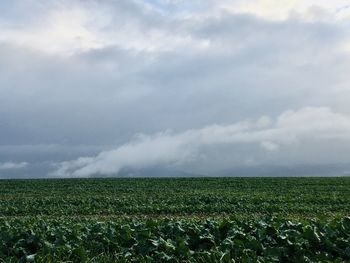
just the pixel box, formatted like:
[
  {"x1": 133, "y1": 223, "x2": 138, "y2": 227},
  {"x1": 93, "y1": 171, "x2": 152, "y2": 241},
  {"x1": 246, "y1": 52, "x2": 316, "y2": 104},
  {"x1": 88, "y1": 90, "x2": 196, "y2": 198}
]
[{"x1": 1, "y1": 0, "x2": 350, "y2": 177}]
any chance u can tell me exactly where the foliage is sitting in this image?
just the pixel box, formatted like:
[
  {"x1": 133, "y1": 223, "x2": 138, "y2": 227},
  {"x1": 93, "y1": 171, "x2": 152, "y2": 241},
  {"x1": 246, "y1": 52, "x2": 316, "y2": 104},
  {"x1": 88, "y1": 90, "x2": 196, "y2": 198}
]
[
  {"x1": 0, "y1": 177, "x2": 349, "y2": 218},
  {"x1": 0, "y1": 177, "x2": 349, "y2": 262},
  {"x1": 0, "y1": 217, "x2": 350, "y2": 262}
]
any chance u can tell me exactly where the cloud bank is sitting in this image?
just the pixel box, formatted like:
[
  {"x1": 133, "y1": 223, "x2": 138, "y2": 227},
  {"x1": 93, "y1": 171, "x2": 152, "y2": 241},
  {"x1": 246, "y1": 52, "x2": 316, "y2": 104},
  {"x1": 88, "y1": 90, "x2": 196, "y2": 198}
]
[
  {"x1": 52, "y1": 107, "x2": 350, "y2": 177},
  {"x1": 0, "y1": 162, "x2": 28, "y2": 170}
]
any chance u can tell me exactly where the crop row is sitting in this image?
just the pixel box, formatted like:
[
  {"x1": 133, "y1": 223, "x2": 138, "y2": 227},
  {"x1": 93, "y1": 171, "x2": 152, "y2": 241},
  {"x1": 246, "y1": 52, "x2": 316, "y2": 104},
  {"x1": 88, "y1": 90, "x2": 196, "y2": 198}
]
[
  {"x1": 0, "y1": 178, "x2": 349, "y2": 218},
  {"x1": 1, "y1": 217, "x2": 350, "y2": 262}
]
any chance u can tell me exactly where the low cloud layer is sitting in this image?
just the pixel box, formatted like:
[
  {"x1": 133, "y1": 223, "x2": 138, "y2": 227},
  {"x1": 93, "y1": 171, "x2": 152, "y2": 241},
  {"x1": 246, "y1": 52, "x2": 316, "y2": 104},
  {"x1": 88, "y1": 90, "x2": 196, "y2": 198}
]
[
  {"x1": 0, "y1": 162, "x2": 28, "y2": 170},
  {"x1": 52, "y1": 107, "x2": 350, "y2": 177}
]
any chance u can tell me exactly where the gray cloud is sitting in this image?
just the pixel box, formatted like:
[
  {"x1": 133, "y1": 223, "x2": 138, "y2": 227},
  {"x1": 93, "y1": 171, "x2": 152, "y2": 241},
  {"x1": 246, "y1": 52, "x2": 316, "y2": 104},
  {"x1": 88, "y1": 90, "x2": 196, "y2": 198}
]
[
  {"x1": 0, "y1": 161, "x2": 28, "y2": 170},
  {"x1": 1, "y1": 1, "x2": 350, "y2": 177}
]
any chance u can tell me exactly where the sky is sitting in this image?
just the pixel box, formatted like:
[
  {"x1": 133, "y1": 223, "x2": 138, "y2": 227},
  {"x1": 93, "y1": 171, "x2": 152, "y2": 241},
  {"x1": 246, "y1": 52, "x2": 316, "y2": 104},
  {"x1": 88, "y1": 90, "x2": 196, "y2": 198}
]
[{"x1": 1, "y1": 0, "x2": 350, "y2": 178}]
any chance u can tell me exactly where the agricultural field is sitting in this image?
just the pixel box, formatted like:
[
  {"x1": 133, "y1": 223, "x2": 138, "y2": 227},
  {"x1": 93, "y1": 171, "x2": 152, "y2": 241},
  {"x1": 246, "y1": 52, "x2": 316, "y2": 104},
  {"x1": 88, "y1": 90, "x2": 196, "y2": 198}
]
[{"x1": 0, "y1": 177, "x2": 350, "y2": 262}]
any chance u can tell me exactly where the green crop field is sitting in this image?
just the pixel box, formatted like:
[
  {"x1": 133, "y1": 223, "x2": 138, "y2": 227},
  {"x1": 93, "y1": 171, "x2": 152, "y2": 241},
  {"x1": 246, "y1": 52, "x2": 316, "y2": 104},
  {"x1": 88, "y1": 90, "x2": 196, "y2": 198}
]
[{"x1": 0, "y1": 177, "x2": 349, "y2": 262}]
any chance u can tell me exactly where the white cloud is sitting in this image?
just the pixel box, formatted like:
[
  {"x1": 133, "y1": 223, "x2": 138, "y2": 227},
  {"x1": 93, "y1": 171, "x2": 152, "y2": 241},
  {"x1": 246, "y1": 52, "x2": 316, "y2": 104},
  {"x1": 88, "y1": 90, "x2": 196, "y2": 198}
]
[
  {"x1": 0, "y1": 3, "x2": 107, "y2": 55},
  {"x1": 3, "y1": 0, "x2": 348, "y2": 56},
  {"x1": 342, "y1": 38, "x2": 350, "y2": 53},
  {"x1": 0, "y1": 161, "x2": 28, "y2": 170},
  {"x1": 52, "y1": 107, "x2": 350, "y2": 177},
  {"x1": 217, "y1": 0, "x2": 350, "y2": 21},
  {"x1": 0, "y1": 1, "x2": 208, "y2": 55},
  {"x1": 260, "y1": 141, "x2": 279, "y2": 151}
]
